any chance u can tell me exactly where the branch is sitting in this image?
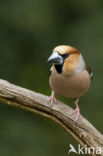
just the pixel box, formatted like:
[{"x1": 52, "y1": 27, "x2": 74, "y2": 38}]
[{"x1": 0, "y1": 79, "x2": 103, "y2": 155}]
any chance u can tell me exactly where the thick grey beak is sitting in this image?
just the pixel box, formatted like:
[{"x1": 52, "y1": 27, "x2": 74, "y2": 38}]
[{"x1": 47, "y1": 51, "x2": 63, "y2": 65}]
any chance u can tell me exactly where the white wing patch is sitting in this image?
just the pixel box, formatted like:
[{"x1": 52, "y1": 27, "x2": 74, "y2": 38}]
[{"x1": 75, "y1": 54, "x2": 85, "y2": 73}]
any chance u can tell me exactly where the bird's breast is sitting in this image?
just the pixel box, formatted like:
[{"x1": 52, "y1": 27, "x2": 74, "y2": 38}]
[{"x1": 49, "y1": 70, "x2": 91, "y2": 98}]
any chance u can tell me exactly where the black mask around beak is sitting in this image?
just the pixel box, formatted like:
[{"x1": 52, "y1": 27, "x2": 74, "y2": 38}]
[{"x1": 47, "y1": 51, "x2": 63, "y2": 65}]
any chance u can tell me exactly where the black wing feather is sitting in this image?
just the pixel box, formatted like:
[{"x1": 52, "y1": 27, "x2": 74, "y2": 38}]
[{"x1": 86, "y1": 64, "x2": 93, "y2": 80}]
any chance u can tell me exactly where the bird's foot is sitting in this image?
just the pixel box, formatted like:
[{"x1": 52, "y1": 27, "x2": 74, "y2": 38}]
[
  {"x1": 74, "y1": 98, "x2": 81, "y2": 122},
  {"x1": 74, "y1": 107, "x2": 81, "y2": 122},
  {"x1": 49, "y1": 91, "x2": 56, "y2": 107}
]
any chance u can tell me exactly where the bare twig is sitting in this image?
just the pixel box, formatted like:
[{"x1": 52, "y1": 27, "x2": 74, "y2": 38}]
[{"x1": 0, "y1": 79, "x2": 103, "y2": 155}]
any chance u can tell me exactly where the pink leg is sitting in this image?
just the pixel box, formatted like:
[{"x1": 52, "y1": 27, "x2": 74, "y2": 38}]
[
  {"x1": 49, "y1": 91, "x2": 56, "y2": 107},
  {"x1": 74, "y1": 99, "x2": 81, "y2": 121}
]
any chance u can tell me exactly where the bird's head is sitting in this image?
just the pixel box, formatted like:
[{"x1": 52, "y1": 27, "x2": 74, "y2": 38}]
[{"x1": 48, "y1": 45, "x2": 81, "y2": 75}]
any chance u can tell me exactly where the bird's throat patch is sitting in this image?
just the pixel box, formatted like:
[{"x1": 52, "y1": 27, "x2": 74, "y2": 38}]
[{"x1": 55, "y1": 64, "x2": 63, "y2": 74}]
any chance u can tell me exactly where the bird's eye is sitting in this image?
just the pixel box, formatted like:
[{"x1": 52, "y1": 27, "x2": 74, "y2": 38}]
[{"x1": 61, "y1": 53, "x2": 70, "y2": 59}]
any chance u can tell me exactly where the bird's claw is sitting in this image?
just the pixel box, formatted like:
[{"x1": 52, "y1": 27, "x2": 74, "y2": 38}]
[
  {"x1": 74, "y1": 107, "x2": 81, "y2": 122},
  {"x1": 49, "y1": 92, "x2": 56, "y2": 107}
]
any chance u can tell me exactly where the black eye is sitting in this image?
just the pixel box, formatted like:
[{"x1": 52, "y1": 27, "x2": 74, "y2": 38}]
[{"x1": 61, "y1": 53, "x2": 70, "y2": 59}]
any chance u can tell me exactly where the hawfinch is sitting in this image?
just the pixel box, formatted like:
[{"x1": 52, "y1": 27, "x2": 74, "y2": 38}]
[{"x1": 47, "y1": 45, "x2": 93, "y2": 121}]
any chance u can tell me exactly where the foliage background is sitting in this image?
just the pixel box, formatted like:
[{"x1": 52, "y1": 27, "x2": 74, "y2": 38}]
[{"x1": 0, "y1": 0, "x2": 103, "y2": 156}]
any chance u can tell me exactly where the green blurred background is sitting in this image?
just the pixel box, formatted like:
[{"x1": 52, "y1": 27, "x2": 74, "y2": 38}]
[{"x1": 0, "y1": 0, "x2": 103, "y2": 156}]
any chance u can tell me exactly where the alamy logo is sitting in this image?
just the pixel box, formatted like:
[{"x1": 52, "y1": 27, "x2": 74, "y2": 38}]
[{"x1": 68, "y1": 144, "x2": 101, "y2": 155}]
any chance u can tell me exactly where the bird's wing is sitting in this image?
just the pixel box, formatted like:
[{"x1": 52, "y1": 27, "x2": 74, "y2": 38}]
[{"x1": 86, "y1": 63, "x2": 93, "y2": 80}]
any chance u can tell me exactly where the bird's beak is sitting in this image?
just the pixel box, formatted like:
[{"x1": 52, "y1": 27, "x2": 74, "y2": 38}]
[{"x1": 47, "y1": 51, "x2": 63, "y2": 65}]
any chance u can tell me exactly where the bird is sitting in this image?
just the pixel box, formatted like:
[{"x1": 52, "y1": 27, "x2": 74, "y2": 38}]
[{"x1": 47, "y1": 45, "x2": 93, "y2": 121}]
